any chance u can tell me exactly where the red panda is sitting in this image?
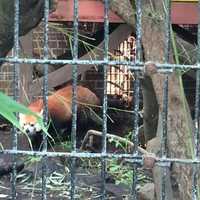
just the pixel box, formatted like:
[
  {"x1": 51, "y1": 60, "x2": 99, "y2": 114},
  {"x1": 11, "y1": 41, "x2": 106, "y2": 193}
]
[{"x1": 19, "y1": 85, "x2": 100, "y2": 150}]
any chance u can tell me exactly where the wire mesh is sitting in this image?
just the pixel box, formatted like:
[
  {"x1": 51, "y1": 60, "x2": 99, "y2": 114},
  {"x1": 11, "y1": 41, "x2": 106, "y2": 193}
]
[
  {"x1": 41, "y1": 1, "x2": 50, "y2": 199},
  {"x1": 69, "y1": 0, "x2": 79, "y2": 199},
  {"x1": 160, "y1": 0, "x2": 171, "y2": 199},
  {"x1": 11, "y1": 0, "x2": 20, "y2": 199},
  {"x1": 0, "y1": 0, "x2": 200, "y2": 199},
  {"x1": 192, "y1": 1, "x2": 200, "y2": 199}
]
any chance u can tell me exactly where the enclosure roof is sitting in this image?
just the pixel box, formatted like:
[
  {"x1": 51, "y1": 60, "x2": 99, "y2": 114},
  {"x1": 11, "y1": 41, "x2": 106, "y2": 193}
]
[
  {"x1": 172, "y1": 2, "x2": 198, "y2": 24},
  {"x1": 49, "y1": 0, "x2": 199, "y2": 25},
  {"x1": 49, "y1": 0, "x2": 123, "y2": 23}
]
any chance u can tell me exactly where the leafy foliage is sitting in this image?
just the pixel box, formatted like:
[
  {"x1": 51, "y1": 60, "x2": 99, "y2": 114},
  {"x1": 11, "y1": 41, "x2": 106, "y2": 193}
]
[{"x1": 0, "y1": 92, "x2": 47, "y2": 134}]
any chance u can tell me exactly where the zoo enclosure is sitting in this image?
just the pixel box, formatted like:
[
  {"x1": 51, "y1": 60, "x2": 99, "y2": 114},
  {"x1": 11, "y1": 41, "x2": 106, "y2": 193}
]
[{"x1": 1, "y1": 0, "x2": 200, "y2": 199}]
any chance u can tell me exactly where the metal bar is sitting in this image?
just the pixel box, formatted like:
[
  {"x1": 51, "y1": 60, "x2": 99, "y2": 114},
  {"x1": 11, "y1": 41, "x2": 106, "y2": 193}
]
[
  {"x1": 71, "y1": 0, "x2": 79, "y2": 151},
  {"x1": 0, "y1": 149, "x2": 142, "y2": 159},
  {"x1": 135, "y1": 1, "x2": 142, "y2": 63},
  {"x1": 70, "y1": 0, "x2": 79, "y2": 198},
  {"x1": 11, "y1": 0, "x2": 20, "y2": 199},
  {"x1": 101, "y1": 0, "x2": 109, "y2": 199},
  {"x1": 134, "y1": 0, "x2": 142, "y2": 162},
  {"x1": 162, "y1": 0, "x2": 171, "y2": 156},
  {"x1": 160, "y1": 76, "x2": 169, "y2": 200},
  {"x1": 41, "y1": 0, "x2": 50, "y2": 199},
  {"x1": 102, "y1": 0, "x2": 109, "y2": 154},
  {"x1": 70, "y1": 158, "x2": 76, "y2": 200},
  {"x1": 192, "y1": 1, "x2": 200, "y2": 199},
  {"x1": 131, "y1": 0, "x2": 141, "y2": 199},
  {"x1": 2, "y1": 57, "x2": 200, "y2": 70},
  {"x1": 5, "y1": 0, "x2": 200, "y2": 199},
  {"x1": 160, "y1": 0, "x2": 171, "y2": 199},
  {"x1": 164, "y1": 0, "x2": 171, "y2": 63},
  {"x1": 131, "y1": 75, "x2": 140, "y2": 199},
  {"x1": 2, "y1": 149, "x2": 200, "y2": 165}
]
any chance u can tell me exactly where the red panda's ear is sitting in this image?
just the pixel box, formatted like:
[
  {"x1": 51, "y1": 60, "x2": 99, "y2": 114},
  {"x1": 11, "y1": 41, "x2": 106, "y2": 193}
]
[{"x1": 39, "y1": 109, "x2": 43, "y2": 117}]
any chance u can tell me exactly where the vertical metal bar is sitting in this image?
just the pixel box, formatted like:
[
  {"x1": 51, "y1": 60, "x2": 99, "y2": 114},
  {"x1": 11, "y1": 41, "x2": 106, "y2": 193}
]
[
  {"x1": 134, "y1": 0, "x2": 142, "y2": 155},
  {"x1": 131, "y1": 0, "x2": 141, "y2": 199},
  {"x1": 161, "y1": 0, "x2": 171, "y2": 199},
  {"x1": 119, "y1": 42, "x2": 122, "y2": 95},
  {"x1": 72, "y1": 0, "x2": 78, "y2": 152},
  {"x1": 164, "y1": 0, "x2": 171, "y2": 64},
  {"x1": 192, "y1": 73, "x2": 200, "y2": 200},
  {"x1": 103, "y1": 0, "x2": 109, "y2": 153},
  {"x1": 160, "y1": 76, "x2": 168, "y2": 200},
  {"x1": 132, "y1": 76, "x2": 140, "y2": 200},
  {"x1": 192, "y1": 1, "x2": 200, "y2": 199},
  {"x1": 101, "y1": 0, "x2": 109, "y2": 199},
  {"x1": 135, "y1": 1, "x2": 142, "y2": 62},
  {"x1": 162, "y1": 0, "x2": 170, "y2": 169},
  {"x1": 11, "y1": 0, "x2": 20, "y2": 199},
  {"x1": 70, "y1": 0, "x2": 79, "y2": 199},
  {"x1": 42, "y1": 0, "x2": 49, "y2": 199}
]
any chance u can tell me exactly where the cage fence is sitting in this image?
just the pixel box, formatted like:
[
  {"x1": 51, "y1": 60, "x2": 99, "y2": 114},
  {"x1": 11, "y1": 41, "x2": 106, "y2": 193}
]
[{"x1": 0, "y1": 0, "x2": 200, "y2": 200}]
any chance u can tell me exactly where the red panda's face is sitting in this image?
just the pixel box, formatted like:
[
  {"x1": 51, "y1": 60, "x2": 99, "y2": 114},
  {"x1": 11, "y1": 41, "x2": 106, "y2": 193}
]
[{"x1": 19, "y1": 110, "x2": 43, "y2": 136}]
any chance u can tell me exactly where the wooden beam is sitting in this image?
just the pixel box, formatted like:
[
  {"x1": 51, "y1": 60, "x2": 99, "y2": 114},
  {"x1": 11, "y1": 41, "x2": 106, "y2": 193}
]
[{"x1": 30, "y1": 24, "x2": 133, "y2": 96}]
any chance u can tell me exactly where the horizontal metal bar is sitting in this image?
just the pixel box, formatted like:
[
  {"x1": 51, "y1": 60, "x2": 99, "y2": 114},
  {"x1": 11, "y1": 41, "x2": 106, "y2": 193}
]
[
  {"x1": 0, "y1": 57, "x2": 199, "y2": 71},
  {"x1": 2, "y1": 149, "x2": 200, "y2": 166},
  {"x1": 0, "y1": 149, "x2": 142, "y2": 160}
]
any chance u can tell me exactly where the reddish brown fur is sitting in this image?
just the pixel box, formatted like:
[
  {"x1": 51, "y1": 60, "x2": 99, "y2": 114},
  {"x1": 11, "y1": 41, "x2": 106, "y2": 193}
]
[
  {"x1": 47, "y1": 85, "x2": 100, "y2": 124},
  {"x1": 21, "y1": 85, "x2": 100, "y2": 127}
]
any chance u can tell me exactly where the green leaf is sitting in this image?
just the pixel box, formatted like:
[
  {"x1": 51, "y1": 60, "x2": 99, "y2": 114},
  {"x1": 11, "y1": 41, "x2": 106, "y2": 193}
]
[{"x1": 0, "y1": 92, "x2": 48, "y2": 136}]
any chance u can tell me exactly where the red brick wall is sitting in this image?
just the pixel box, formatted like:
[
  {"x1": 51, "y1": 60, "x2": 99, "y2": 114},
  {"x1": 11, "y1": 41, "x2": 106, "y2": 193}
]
[
  {"x1": 33, "y1": 22, "x2": 70, "y2": 58},
  {"x1": 0, "y1": 64, "x2": 14, "y2": 95},
  {"x1": 0, "y1": 21, "x2": 130, "y2": 100},
  {"x1": 32, "y1": 21, "x2": 105, "y2": 96},
  {"x1": 81, "y1": 67, "x2": 104, "y2": 98},
  {"x1": 32, "y1": 22, "x2": 102, "y2": 58}
]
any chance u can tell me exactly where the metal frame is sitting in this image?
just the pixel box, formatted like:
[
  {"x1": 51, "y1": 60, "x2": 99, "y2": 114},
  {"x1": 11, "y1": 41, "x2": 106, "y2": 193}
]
[{"x1": 1, "y1": 0, "x2": 200, "y2": 199}]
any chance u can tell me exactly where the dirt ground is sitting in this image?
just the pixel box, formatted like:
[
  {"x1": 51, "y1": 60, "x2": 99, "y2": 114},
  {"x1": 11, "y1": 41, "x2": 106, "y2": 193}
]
[
  {"x1": 0, "y1": 158, "x2": 131, "y2": 199},
  {"x1": 0, "y1": 123, "x2": 154, "y2": 200},
  {"x1": 0, "y1": 130, "x2": 132, "y2": 199}
]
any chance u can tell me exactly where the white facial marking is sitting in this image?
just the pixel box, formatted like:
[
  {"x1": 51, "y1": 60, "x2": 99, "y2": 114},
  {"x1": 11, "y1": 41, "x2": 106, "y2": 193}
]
[
  {"x1": 35, "y1": 123, "x2": 42, "y2": 132},
  {"x1": 19, "y1": 112, "x2": 42, "y2": 135},
  {"x1": 23, "y1": 124, "x2": 37, "y2": 135}
]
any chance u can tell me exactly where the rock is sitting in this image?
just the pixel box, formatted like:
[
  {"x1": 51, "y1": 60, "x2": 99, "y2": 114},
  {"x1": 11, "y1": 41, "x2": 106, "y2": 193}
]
[
  {"x1": 138, "y1": 183, "x2": 156, "y2": 200},
  {"x1": 146, "y1": 137, "x2": 160, "y2": 155}
]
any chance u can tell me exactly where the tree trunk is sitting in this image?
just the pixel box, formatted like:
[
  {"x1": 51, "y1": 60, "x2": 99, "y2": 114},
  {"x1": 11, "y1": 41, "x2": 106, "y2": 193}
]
[
  {"x1": 141, "y1": 2, "x2": 193, "y2": 199},
  {"x1": 107, "y1": 0, "x2": 196, "y2": 199},
  {"x1": 108, "y1": 0, "x2": 197, "y2": 141},
  {"x1": 140, "y1": 75, "x2": 158, "y2": 142}
]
